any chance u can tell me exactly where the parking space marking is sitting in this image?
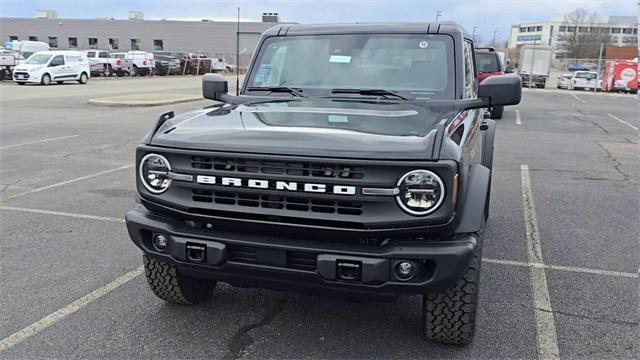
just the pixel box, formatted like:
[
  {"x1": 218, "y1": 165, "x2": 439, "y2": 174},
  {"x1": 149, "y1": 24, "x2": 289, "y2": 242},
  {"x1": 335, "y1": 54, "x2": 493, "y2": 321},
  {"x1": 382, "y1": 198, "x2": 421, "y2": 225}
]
[
  {"x1": 521, "y1": 164, "x2": 560, "y2": 360},
  {"x1": 571, "y1": 93, "x2": 586, "y2": 103},
  {"x1": 515, "y1": 109, "x2": 522, "y2": 125},
  {"x1": 0, "y1": 266, "x2": 144, "y2": 352},
  {"x1": 607, "y1": 113, "x2": 638, "y2": 131},
  {"x1": 482, "y1": 258, "x2": 638, "y2": 279},
  {"x1": 0, "y1": 205, "x2": 124, "y2": 223},
  {"x1": 2, "y1": 165, "x2": 133, "y2": 200},
  {"x1": 0, "y1": 135, "x2": 79, "y2": 150}
]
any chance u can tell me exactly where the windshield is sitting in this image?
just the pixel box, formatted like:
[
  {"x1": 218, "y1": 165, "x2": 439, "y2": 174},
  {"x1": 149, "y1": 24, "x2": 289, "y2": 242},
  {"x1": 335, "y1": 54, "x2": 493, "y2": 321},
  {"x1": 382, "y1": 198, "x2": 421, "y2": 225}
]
[
  {"x1": 246, "y1": 34, "x2": 454, "y2": 99},
  {"x1": 476, "y1": 52, "x2": 500, "y2": 72},
  {"x1": 575, "y1": 72, "x2": 597, "y2": 80},
  {"x1": 25, "y1": 54, "x2": 52, "y2": 65}
]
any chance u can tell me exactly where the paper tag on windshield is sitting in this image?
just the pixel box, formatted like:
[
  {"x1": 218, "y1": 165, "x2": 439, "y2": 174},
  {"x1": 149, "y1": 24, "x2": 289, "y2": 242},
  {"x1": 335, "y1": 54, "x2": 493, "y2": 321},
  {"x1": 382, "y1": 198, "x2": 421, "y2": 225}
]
[
  {"x1": 329, "y1": 55, "x2": 351, "y2": 63},
  {"x1": 254, "y1": 64, "x2": 272, "y2": 83},
  {"x1": 328, "y1": 114, "x2": 348, "y2": 123}
]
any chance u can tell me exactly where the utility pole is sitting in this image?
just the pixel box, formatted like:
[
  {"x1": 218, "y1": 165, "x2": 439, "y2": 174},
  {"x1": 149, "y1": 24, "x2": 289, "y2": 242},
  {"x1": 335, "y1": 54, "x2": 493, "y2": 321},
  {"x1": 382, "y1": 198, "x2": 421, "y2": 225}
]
[
  {"x1": 595, "y1": 42, "x2": 603, "y2": 93},
  {"x1": 472, "y1": 26, "x2": 478, "y2": 41},
  {"x1": 435, "y1": 11, "x2": 443, "y2": 23},
  {"x1": 236, "y1": 7, "x2": 240, "y2": 96},
  {"x1": 529, "y1": 41, "x2": 536, "y2": 89},
  {"x1": 492, "y1": 30, "x2": 498, "y2": 47}
]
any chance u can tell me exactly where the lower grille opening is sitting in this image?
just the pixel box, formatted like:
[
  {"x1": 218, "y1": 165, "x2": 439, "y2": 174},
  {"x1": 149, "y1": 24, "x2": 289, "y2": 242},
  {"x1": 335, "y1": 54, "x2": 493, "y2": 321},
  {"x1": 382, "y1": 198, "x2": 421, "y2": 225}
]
[{"x1": 228, "y1": 245, "x2": 317, "y2": 272}]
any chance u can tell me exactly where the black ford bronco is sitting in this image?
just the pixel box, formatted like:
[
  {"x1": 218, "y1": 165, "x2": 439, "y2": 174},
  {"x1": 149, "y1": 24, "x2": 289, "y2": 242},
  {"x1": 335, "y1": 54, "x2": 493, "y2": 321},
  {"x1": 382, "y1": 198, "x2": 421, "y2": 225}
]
[{"x1": 126, "y1": 22, "x2": 521, "y2": 344}]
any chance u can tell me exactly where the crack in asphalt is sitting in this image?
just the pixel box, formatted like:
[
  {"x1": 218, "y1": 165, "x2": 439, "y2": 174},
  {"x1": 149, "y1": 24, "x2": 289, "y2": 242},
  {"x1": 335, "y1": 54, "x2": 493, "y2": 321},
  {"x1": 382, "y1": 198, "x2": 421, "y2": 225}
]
[
  {"x1": 224, "y1": 294, "x2": 289, "y2": 360},
  {"x1": 569, "y1": 109, "x2": 610, "y2": 135},
  {"x1": 596, "y1": 142, "x2": 631, "y2": 182},
  {"x1": 536, "y1": 307, "x2": 638, "y2": 327}
]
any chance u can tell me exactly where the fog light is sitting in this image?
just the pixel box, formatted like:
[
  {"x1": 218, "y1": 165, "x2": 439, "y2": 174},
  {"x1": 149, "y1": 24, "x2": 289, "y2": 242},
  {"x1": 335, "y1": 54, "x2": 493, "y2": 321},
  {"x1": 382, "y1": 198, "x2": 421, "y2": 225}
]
[
  {"x1": 395, "y1": 261, "x2": 415, "y2": 280},
  {"x1": 153, "y1": 234, "x2": 168, "y2": 252}
]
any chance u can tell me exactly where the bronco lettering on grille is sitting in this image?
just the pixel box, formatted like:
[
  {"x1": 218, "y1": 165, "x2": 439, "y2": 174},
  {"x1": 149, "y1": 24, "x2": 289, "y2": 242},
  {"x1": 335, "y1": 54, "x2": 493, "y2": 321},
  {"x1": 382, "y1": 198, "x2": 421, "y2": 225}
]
[{"x1": 195, "y1": 175, "x2": 356, "y2": 195}]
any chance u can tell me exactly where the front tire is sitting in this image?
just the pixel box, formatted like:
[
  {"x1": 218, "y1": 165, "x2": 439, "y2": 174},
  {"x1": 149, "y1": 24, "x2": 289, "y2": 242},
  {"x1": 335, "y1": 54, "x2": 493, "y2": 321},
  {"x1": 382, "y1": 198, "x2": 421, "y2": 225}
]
[
  {"x1": 143, "y1": 256, "x2": 216, "y2": 304},
  {"x1": 423, "y1": 242, "x2": 481, "y2": 345},
  {"x1": 490, "y1": 106, "x2": 503, "y2": 119},
  {"x1": 78, "y1": 72, "x2": 88, "y2": 84},
  {"x1": 40, "y1": 73, "x2": 51, "y2": 85}
]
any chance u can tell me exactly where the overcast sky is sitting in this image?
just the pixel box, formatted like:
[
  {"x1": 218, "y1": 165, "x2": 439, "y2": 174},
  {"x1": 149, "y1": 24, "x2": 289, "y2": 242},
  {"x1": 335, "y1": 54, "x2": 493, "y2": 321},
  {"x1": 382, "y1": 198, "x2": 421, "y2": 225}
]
[{"x1": 1, "y1": 0, "x2": 636, "y2": 42}]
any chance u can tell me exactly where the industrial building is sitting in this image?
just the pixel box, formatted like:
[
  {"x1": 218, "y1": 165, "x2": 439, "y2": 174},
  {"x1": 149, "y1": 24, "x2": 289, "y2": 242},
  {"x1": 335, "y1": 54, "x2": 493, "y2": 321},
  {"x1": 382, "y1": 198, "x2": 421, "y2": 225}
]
[
  {"x1": 507, "y1": 15, "x2": 637, "y2": 60},
  {"x1": 1, "y1": 11, "x2": 287, "y2": 64}
]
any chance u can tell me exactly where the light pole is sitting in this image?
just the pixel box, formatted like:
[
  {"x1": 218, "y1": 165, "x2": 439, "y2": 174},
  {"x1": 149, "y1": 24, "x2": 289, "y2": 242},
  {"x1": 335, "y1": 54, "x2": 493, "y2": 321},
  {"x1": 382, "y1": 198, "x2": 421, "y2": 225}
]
[
  {"x1": 529, "y1": 40, "x2": 537, "y2": 89},
  {"x1": 435, "y1": 11, "x2": 443, "y2": 23},
  {"x1": 472, "y1": 26, "x2": 478, "y2": 41},
  {"x1": 492, "y1": 30, "x2": 498, "y2": 47}
]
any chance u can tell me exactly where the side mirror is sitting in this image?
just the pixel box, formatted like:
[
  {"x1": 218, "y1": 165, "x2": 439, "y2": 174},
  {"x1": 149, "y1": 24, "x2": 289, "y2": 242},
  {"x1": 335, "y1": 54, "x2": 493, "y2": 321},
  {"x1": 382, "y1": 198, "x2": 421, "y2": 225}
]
[
  {"x1": 478, "y1": 74, "x2": 522, "y2": 106},
  {"x1": 202, "y1": 73, "x2": 229, "y2": 101},
  {"x1": 504, "y1": 66, "x2": 514, "y2": 74}
]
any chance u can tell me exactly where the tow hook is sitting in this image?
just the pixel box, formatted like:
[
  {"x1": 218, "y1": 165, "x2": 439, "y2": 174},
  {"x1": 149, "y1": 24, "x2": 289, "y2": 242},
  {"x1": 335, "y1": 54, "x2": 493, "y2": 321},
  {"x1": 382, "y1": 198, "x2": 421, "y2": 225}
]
[
  {"x1": 186, "y1": 243, "x2": 206, "y2": 263},
  {"x1": 337, "y1": 260, "x2": 362, "y2": 281}
]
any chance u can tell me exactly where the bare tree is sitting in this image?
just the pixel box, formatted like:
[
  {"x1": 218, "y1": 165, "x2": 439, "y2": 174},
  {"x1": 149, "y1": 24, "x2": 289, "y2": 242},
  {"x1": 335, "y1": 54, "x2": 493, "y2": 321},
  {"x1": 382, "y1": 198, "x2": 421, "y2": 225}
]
[{"x1": 558, "y1": 8, "x2": 611, "y2": 59}]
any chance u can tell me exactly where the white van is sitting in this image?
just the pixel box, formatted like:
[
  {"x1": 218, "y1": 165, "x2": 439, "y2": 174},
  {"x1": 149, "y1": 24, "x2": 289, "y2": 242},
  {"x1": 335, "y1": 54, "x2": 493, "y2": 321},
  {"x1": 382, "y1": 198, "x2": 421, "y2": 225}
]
[{"x1": 12, "y1": 51, "x2": 90, "y2": 85}]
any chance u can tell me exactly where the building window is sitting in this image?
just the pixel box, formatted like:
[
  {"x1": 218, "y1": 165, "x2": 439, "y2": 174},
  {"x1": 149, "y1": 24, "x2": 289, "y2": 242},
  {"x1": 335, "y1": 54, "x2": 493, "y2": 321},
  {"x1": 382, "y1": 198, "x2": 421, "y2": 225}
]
[
  {"x1": 622, "y1": 37, "x2": 637, "y2": 44},
  {"x1": 600, "y1": 27, "x2": 610, "y2": 33},
  {"x1": 622, "y1": 28, "x2": 633, "y2": 34},
  {"x1": 578, "y1": 27, "x2": 588, "y2": 33},
  {"x1": 519, "y1": 27, "x2": 526, "y2": 33},
  {"x1": 634, "y1": 29, "x2": 638, "y2": 35},
  {"x1": 517, "y1": 34, "x2": 542, "y2": 42},
  {"x1": 535, "y1": 26, "x2": 542, "y2": 31},
  {"x1": 9, "y1": 35, "x2": 18, "y2": 41},
  {"x1": 130, "y1": 39, "x2": 141, "y2": 50},
  {"x1": 566, "y1": 26, "x2": 576, "y2": 32},
  {"x1": 153, "y1": 39, "x2": 164, "y2": 51},
  {"x1": 527, "y1": 26, "x2": 535, "y2": 32},
  {"x1": 48, "y1": 36, "x2": 58, "y2": 48},
  {"x1": 611, "y1": 28, "x2": 621, "y2": 33},
  {"x1": 559, "y1": 26, "x2": 567, "y2": 32},
  {"x1": 29, "y1": 36, "x2": 38, "y2": 41},
  {"x1": 68, "y1": 37, "x2": 78, "y2": 48},
  {"x1": 88, "y1": 37, "x2": 98, "y2": 49},
  {"x1": 589, "y1": 27, "x2": 599, "y2": 33},
  {"x1": 109, "y1": 38, "x2": 119, "y2": 50}
]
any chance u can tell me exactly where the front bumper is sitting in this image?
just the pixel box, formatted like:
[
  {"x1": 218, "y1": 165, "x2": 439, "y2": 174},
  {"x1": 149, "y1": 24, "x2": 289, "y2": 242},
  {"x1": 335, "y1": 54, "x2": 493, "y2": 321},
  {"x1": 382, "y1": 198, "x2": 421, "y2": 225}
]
[{"x1": 126, "y1": 206, "x2": 477, "y2": 296}]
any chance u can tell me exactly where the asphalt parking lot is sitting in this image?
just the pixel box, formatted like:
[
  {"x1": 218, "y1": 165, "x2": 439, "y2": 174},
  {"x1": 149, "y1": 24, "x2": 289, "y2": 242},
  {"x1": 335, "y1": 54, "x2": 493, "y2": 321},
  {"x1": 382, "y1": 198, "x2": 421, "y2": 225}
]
[{"x1": 0, "y1": 77, "x2": 638, "y2": 359}]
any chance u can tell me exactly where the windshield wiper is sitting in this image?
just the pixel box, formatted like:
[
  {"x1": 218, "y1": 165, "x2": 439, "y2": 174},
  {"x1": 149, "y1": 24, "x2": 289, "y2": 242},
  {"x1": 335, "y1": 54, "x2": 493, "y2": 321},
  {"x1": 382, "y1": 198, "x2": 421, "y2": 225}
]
[
  {"x1": 246, "y1": 86, "x2": 308, "y2": 98},
  {"x1": 331, "y1": 88, "x2": 409, "y2": 100}
]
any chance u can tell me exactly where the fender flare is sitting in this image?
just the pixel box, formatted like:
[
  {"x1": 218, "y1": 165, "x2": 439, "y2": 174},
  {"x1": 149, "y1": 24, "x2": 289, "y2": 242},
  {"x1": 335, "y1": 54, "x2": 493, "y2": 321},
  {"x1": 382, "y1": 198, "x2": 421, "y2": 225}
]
[
  {"x1": 481, "y1": 119, "x2": 496, "y2": 170},
  {"x1": 454, "y1": 163, "x2": 490, "y2": 234}
]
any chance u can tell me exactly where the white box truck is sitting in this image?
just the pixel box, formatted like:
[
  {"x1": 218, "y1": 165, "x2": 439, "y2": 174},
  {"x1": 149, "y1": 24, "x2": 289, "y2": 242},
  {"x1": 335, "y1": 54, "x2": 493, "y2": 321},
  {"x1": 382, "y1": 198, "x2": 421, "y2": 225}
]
[{"x1": 518, "y1": 45, "x2": 552, "y2": 88}]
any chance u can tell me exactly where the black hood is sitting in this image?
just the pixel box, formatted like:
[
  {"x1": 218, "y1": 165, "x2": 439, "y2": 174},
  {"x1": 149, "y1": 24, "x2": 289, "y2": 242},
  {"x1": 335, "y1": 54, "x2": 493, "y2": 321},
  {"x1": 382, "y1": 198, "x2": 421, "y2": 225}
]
[{"x1": 150, "y1": 98, "x2": 456, "y2": 160}]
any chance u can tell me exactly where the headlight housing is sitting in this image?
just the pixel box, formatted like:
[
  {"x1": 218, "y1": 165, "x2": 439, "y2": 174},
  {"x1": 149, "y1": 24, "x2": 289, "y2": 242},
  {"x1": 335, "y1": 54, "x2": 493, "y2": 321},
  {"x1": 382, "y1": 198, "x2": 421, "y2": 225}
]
[
  {"x1": 396, "y1": 170, "x2": 445, "y2": 215},
  {"x1": 139, "y1": 153, "x2": 172, "y2": 194}
]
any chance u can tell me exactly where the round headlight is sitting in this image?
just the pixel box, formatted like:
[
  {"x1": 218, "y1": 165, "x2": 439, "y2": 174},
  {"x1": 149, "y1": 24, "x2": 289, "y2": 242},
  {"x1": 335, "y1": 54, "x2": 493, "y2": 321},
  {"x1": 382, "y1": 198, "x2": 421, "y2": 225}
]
[
  {"x1": 396, "y1": 170, "x2": 445, "y2": 215},
  {"x1": 139, "y1": 153, "x2": 172, "y2": 194}
]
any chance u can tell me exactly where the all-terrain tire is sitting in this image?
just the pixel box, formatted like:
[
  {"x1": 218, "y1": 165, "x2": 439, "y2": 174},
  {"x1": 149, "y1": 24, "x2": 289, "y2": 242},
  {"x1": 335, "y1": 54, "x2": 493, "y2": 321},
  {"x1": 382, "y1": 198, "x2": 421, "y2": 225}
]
[
  {"x1": 143, "y1": 255, "x2": 216, "y2": 304},
  {"x1": 423, "y1": 242, "x2": 482, "y2": 345},
  {"x1": 490, "y1": 106, "x2": 503, "y2": 119}
]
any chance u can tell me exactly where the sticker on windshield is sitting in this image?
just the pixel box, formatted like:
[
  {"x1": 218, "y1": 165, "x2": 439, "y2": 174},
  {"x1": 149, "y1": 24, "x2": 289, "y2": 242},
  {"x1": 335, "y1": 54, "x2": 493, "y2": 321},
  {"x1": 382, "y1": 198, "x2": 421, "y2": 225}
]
[
  {"x1": 419, "y1": 41, "x2": 429, "y2": 49},
  {"x1": 329, "y1": 55, "x2": 352, "y2": 63},
  {"x1": 328, "y1": 114, "x2": 349, "y2": 123},
  {"x1": 254, "y1": 64, "x2": 272, "y2": 84}
]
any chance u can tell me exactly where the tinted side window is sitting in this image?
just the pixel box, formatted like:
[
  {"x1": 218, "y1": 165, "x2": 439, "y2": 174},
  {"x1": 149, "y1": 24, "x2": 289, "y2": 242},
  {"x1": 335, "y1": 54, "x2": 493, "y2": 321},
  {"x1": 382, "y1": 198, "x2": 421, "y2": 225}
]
[
  {"x1": 50, "y1": 55, "x2": 65, "y2": 67},
  {"x1": 463, "y1": 41, "x2": 477, "y2": 98},
  {"x1": 99, "y1": 51, "x2": 108, "y2": 58},
  {"x1": 87, "y1": 51, "x2": 96, "y2": 58}
]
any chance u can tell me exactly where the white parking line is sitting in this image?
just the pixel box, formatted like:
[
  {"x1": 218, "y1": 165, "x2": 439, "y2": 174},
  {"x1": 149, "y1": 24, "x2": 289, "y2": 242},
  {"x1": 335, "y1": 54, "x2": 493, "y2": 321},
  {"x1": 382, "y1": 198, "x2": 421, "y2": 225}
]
[
  {"x1": 0, "y1": 135, "x2": 79, "y2": 150},
  {"x1": 2, "y1": 165, "x2": 133, "y2": 200},
  {"x1": 0, "y1": 205, "x2": 124, "y2": 223},
  {"x1": 482, "y1": 258, "x2": 638, "y2": 279},
  {"x1": 0, "y1": 266, "x2": 144, "y2": 352},
  {"x1": 515, "y1": 109, "x2": 522, "y2": 125},
  {"x1": 571, "y1": 93, "x2": 586, "y2": 103},
  {"x1": 607, "y1": 113, "x2": 638, "y2": 131},
  {"x1": 521, "y1": 164, "x2": 560, "y2": 360}
]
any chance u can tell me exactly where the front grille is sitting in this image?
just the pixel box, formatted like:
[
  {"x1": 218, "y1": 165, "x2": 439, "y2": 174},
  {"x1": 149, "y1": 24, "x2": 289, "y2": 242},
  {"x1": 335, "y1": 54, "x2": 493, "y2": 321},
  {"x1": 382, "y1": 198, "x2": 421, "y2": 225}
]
[
  {"x1": 192, "y1": 189, "x2": 364, "y2": 216},
  {"x1": 228, "y1": 245, "x2": 317, "y2": 272},
  {"x1": 191, "y1": 156, "x2": 364, "y2": 179},
  {"x1": 13, "y1": 72, "x2": 29, "y2": 79}
]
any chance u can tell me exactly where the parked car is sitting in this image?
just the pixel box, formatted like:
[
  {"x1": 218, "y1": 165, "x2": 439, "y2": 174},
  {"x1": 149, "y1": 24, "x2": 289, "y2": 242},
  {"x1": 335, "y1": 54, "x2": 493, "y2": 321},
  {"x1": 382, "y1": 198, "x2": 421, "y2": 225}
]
[
  {"x1": 556, "y1": 73, "x2": 573, "y2": 89},
  {"x1": 569, "y1": 71, "x2": 599, "y2": 91},
  {"x1": 12, "y1": 50, "x2": 90, "y2": 85},
  {"x1": 85, "y1": 50, "x2": 122, "y2": 77},
  {"x1": 475, "y1": 47, "x2": 505, "y2": 119},
  {"x1": 112, "y1": 51, "x2": 154, "y2": 76},
  {"x1": 126, "y1": 22, "x2": 522, "y2": 345},
  {"x1": 154, "y1": 54, "x2": 182, "y2": 75},
  {"x1": 567, "y1": 63, "x2": 590, "y2": 72},
  {"x1": 109, "y1": 52, "x2": 128, "y2": 76}
]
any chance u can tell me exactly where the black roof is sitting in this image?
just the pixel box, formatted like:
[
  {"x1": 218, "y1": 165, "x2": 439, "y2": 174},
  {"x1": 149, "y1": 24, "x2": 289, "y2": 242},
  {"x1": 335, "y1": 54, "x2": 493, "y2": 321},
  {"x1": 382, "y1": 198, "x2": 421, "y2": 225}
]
[{"x1": 264, "y1": 22, "x2": 471, "y2": 39}]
